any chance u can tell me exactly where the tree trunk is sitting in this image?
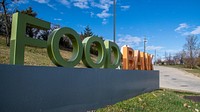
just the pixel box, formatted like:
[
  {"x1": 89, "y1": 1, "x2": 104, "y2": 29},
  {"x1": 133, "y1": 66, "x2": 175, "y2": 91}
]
[
  {"x1": 190, "y1": 45, "x2": 193, "y2": 69},
  {"x1": 1, "y1": 0, "x2": 10, "y2": 46}
]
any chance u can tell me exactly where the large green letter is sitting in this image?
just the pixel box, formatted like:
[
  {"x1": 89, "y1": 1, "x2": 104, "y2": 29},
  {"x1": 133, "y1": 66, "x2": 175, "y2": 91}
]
[
  {"x1": 10, "y1": 12, "x2": 50, "y2": 65},
  {"x1": 82, "y1": 37, "x2": 106, "y2": 68},
  {"x1": 47, "y1": 27, "x2": 83, "y2": 67},
  {"x1": 104, "y1": 41, "x2": 121, "y2": 68}
]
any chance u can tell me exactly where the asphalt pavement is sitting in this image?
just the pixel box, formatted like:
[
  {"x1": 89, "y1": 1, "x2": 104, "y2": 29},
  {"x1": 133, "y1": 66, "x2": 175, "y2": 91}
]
[{"x1": 154, "y1": 66, "x2": 200, "y2": 93}]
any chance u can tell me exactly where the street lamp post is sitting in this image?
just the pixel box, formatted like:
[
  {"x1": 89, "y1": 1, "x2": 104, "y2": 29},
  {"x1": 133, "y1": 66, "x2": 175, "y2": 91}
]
[{"x1": 113, "y1": 0, "x2": 116, "y2": 43}]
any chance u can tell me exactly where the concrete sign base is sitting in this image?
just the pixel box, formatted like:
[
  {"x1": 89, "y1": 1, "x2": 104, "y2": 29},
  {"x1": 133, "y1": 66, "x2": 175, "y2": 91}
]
[{"x1": 0, "y1": 64, "x2": 159, "y2": 112}]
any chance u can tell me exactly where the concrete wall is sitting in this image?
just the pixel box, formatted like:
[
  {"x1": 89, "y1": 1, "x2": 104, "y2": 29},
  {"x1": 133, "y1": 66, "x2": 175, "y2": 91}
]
[{"x1": 0, "y1": 64, "x2": 159, "y2": 112}]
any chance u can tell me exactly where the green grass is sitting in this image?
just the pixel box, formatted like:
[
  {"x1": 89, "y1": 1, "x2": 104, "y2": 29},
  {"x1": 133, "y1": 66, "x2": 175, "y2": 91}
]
[
  {"x1": 164, "y1": 64, "x2": 185, "y2": 68},
  {"x1": 163, "y1": 65, "x2": 200, "y2": 78},
  {"x1": 0, "y1": 36, "x2": 54, "y2": 66},
  {"x1": 185, "y1": 69, "x2": 200, "y2": 77},
  {"x1": 0, "y1": 36, "x2": 95, "y2": 67},
  {"x1": 96, "y1": 89, "x2": 200, "y2": 112},
  {"x1": 0, "y1": 37, "x2": 10, "y2": 64}
]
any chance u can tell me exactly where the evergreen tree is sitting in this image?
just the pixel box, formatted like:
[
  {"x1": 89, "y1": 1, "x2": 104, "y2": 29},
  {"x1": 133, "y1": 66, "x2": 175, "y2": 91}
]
[
  {"x1": 83, "y1": 25, "x2": 93, "y2": 38},
  {"x1": 21, "y1": 7, "x2": 37, "y2": 17},
  {"x1": 21, "y1": 7, "x2": 38, "y2": 38},
  {"x1": 81, "y1": 25, "x2": 104, "y2": 55},
  {"x1": 80, "y1": 32, "x2": 84, "y2": 41}
]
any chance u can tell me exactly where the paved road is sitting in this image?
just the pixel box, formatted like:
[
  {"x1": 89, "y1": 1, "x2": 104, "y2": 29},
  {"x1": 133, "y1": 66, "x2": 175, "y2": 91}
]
[{"x1": 154, "y1": 66, "x2": 200, "y2": 93}]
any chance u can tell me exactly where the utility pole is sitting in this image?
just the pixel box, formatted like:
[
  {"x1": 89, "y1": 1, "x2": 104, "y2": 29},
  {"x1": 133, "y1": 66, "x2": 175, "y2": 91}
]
[
  {"x1": 144, "y1": 37, "x2": 147, "y2": 53},
  {"x1": 144, "y1": 37, "x2": 147, "y2": 69},
  {"x1": 165, "y1": 51, "x2": 167, "y2": 64},
  {"x1": 155, "y1": 49, "x2": 157, "y2": 65},
  {"x1": 113, "y1": 0, "x2": 116, "y2": 43}
]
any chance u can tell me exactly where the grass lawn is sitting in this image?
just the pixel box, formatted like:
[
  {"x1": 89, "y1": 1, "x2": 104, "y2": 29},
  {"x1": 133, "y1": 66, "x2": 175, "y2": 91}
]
[
  {"x1": 185, "y1": 69, "x2": 200, "y2": 78},
  {"x1": 0, "y1": 36, "x2": 97, "y2": 68},
  {"x1": 96, "y1": 89, "x2": 200, "y2": 112},
  {"x1": 163, "y1": 65, "x2": 200, "y2": 78}
]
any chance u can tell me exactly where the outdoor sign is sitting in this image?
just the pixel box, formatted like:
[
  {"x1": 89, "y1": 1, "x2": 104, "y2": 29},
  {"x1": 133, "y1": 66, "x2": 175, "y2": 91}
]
[
  {"x1": 10, "y1": 12, "x2": 154, "y2": 70},
  {"x1": 122, "y1": 46, "x2": 154, "y2": 70},
  {"x1": 10, "y1": 12, "x2": 121, "y2": 68},
  {"x1": 0, "y1": 12, "x2": 159, "y2": 112}
]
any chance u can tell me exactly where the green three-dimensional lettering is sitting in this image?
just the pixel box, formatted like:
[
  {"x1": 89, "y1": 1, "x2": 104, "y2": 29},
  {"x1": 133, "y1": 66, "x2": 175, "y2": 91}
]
[{"x1": 10, "y1": 12, "x2": 121, "y2": 68}]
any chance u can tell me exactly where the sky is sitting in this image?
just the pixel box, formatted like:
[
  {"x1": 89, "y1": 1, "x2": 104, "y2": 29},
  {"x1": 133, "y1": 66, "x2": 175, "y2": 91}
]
[{"x1": 7, "y1": 0, "x2": 200, "y2": 59}]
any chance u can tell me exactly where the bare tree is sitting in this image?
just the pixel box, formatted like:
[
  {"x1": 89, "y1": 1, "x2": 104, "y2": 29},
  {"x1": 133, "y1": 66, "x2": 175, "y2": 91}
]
[
  {"x1": 0, "y1": 14, "x2": 6, "y2": 35},
  {"x1": 0, "y1": 0, "x2": 11, "y2": 46},
  {"x1": 166, "y1": 53, "x2": 174, "y2": 65},
  {"x1": 173, "y1": 51, "x2": 185, "y2": 64},
  {"x1": 183, "y1": 35, "x2": 200, "y2": 68},
  {"x1": 0, "y1": 0, "x2": 20, "y2": 46},
  {"x1": 38, "y1": 25, "x2": 60, "y2": 41}
]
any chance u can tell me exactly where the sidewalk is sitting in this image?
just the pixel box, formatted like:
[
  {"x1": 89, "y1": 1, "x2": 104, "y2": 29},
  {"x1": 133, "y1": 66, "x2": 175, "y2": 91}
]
[{"x1": 154, "y1": 66, "x2": 200, "y2": 93}]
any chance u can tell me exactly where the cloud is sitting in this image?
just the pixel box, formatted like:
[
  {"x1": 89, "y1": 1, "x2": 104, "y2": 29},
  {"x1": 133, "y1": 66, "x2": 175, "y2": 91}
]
[
  {"x1": 54, "y1": 18, "x2": 62, "y2": 21},
  {"x1": 102, "y1": 19, "x2": 108, "y2": 25},
  {"x1": 175, "y1": 23, "x2": 189, "y2": 32},
  {"x1": 174, "y1": 23, "x2": 200, "y2": 36},
  {"x1": 9, "y1": 0, "x2": 28, "y2": 10},
  {"x1": 117, "y1": 34, "x2": 142, "y2": 48},
  {"x1": 12, "y1": 0, "x2": 28, "y2": 4},
  {"x1": 59, "y1": 0, "x2": 90, "y2": 9},
  {"x1": 33, "y1": 0, "x2": 57, "y2": 10},
  {"x1": 182, "y1": 32, "x2": 191, "y2": 36},
  {"x1": 175, "y1": 25, "x2": 200, "y2": 36},
  {"x1": 97, "y1": 10, "x2": 112, "y2": 18},
  {"x1": 90, "y1": 12, "x2": 94, "y2": 17},
  {"x1": 191, "y1": 26, "x2": 200, "y2": 35},
  {"x1": 91, "y1": 0, "x2": 113, "y2": 24},
  {"x1": 146, "y1": 45, "x2": 163, "y2": 50},
  {"x1": 120, "y1": 5, "x2": 130, "y2": 11},
  {"x1": 91, "y1": 0, "x2": 112, "y2": 10},
  {"x1": 164, "y1": 49, "x2": 180, "y2": 54},
  {"x1": 47, "y1": 4, "x2": 57, "y2": 10},
  {"x1": 59, "y1": 0, "x2": 70, "y2": 7},
  {"x1": 55, "y1": 0, "x2": 128, "y2": 24},
  {"x1": 73, "y1": 0, "x2": 89, "y2": 9},
  {"x1": 33, "y1": 0, "x2": 49, "y2": 3}
]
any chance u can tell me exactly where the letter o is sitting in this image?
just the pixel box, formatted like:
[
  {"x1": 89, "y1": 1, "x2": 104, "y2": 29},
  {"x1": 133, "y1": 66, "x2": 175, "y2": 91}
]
[
  {"x1": 47, "y1": 27, "x2": 83, "y2": 67},
  {"x1": 104, "y1": 40, "x2": 121, "y2": 68},
  {"x1": 82, "y1": 37, "x2": 106, "y2": 68}
]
